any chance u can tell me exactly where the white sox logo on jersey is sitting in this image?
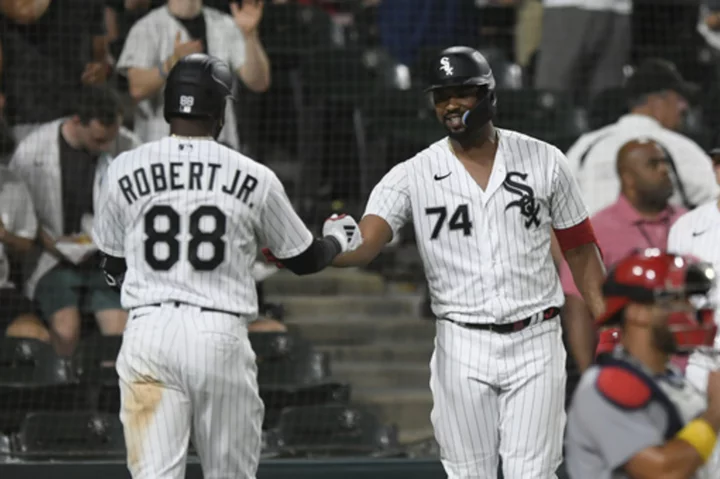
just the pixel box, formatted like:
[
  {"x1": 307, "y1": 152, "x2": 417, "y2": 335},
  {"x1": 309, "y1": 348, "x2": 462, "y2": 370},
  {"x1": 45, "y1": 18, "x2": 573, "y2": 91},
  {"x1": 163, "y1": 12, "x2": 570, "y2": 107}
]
[
  {"x1": 503, "y1": 172, "x2": 541, "y2": 229},
  {"x1": 440, "y1": 57, "x2": 454, "y2": 76}
]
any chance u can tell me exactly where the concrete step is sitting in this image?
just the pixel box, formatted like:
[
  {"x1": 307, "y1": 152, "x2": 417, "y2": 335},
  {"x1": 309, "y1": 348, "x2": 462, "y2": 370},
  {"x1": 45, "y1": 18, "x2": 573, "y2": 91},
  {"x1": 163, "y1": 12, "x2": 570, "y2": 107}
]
[
  {"x1": 331, "y1": 362, "x2": 430, "y2": 389},
  {"x1": 266, "y1": 294, "x2": 423, "y2": 318},
  {"x1": 354, "y1": 388, "x2": 433, "y2": 439},
  {"x1": 262, "y1": 268, "x2": 386, "y2": 296},
  {"x1": 317, "y1": 342, "x2": 434, "y2": 363},
  {"x1": 285, "y1": 316, "x2": 436, "y2": 345}
]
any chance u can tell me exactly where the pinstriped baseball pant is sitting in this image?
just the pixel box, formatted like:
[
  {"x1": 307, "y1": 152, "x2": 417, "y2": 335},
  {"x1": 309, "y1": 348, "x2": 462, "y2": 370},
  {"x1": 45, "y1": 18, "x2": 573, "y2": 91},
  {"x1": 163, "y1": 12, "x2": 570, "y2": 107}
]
[
  {"x1": 430, "y1": 318, "x2": 566, "y2": 479},
  {"x1": 115, "y1": 304, "x2": 264, "y2": 479}
]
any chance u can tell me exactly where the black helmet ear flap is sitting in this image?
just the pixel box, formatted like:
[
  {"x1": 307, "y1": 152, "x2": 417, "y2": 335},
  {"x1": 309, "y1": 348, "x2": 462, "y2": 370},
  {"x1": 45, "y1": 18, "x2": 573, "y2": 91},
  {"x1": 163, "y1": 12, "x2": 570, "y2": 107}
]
[{"x1": 460, "y1": 89, "x2": 496, "y2": 131}]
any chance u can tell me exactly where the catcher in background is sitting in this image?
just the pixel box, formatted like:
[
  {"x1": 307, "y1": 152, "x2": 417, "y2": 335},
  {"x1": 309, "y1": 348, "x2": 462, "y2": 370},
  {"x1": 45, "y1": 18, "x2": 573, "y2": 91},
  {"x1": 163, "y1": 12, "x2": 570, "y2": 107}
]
[{"x1": 565, "y1": 249, "x2": 720, "y2": 479}]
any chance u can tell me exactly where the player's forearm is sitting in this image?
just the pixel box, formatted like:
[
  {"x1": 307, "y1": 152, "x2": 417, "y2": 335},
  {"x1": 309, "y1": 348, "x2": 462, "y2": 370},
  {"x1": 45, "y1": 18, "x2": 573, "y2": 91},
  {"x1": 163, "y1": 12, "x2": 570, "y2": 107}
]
[
  {"x1": 627, "y1": 414, "x2": 720, "y2": 479},
  {"x1": 561, "y1": 294, "x2": 596, "y2": 372},
  {"x1": 38, "y1": 228, "x2": 71, "y2": 264},
  {"x1": 565, "y1": 243, "x2": 606, "y2": 319},
  {"x1": 0, "y1": 229, "x2": 34, "y2": 255},
  {"x1": 127, "y1": 66, "x2": 168, "y2": 102},
  {"x1": 281, "y1": 237, "x2": 341, "y2": 275},
  {"x1": 332, "y1": 215, "x2": 391, "y2": 267},
  {"x1": 627, "y1": 441, "x2": 706, "y2": 479},
  {"x1": 332, "y1": 242, "x2": 383, "y2": 267},
  {"x1": 237, "y1": 32, "x2": 271, "y2": 93}
]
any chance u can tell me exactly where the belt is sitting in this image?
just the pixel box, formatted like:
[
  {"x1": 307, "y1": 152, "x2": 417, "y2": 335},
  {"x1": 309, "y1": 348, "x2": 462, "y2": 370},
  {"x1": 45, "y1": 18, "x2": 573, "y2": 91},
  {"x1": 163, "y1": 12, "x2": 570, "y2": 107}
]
[
  {"x1": 441, "y1": 307, "x2": 561, "y2": 334},
  {"x1": 136, "y1": 301, "x2": 241, "y2": 318}
]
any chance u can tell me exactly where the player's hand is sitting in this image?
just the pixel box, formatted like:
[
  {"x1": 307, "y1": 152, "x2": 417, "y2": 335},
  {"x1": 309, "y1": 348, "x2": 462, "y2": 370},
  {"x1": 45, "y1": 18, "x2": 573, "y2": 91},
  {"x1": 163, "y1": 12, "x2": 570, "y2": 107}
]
[
  {"x1": 170, "y1": 32, "x2": 204, "y2": 68},
  {"x1": 262, "y1": 247, "x2": 285, "y2": 269},
  {"x1": 81, "y1": 62, "x2": 109, "y2": 85},
  {"x1": 230, "y1": 0, "x2": 264, "y2": 36},
  {"x1": 322, "y1": 214, "x2": 363, "y2": 254}
]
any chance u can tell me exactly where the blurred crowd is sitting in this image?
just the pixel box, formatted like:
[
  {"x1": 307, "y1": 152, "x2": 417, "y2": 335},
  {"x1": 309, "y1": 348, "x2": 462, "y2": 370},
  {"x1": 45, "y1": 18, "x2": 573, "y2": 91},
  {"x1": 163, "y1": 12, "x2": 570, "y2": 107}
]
[{"x1": 0, "y1": 0, "x2": 719, "y2": 370}]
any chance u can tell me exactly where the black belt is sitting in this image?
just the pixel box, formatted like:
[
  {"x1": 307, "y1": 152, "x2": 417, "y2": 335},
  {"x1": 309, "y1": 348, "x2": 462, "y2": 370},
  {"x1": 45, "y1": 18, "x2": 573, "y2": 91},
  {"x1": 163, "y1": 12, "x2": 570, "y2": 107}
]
[
  {"x1": 138, "y1": 301, "x2": 241, "y2": 318},
  {"x1": 441, "y1": 307, "x2": 561, "y2": 334}
]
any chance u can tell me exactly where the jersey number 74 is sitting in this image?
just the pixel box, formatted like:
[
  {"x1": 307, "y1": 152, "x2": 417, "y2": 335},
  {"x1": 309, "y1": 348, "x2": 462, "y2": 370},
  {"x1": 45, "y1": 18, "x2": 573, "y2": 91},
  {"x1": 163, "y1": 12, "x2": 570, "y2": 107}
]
[{"x1": 425, "y1": 204, "x2": 473, "y2": 240}]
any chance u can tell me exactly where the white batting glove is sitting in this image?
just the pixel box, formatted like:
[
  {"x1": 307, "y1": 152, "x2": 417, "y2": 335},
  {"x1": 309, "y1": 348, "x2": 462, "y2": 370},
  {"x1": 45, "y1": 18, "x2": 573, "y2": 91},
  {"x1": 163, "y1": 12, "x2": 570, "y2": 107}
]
[{"x1": 322, "y1": 214, "x2": 363, "y2": 253}]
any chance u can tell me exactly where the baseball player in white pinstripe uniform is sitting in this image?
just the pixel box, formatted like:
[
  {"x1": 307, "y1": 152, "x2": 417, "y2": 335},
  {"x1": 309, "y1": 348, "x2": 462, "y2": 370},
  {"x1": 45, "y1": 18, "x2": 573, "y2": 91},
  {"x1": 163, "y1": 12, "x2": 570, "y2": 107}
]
[
  {"x1": 668, "y1": 147, "x2": 720, "y2": 405},
  {"x1": 92, "y1": 54, "x2": 362, "y2": 479},
  {"x1": 330, "y1": 47, "x2": 607, "y2": 478}
]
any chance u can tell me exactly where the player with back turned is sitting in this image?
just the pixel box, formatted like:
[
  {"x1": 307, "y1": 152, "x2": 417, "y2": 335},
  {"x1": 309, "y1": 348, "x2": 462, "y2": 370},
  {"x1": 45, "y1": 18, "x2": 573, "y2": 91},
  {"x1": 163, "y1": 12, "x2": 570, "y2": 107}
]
[
  {"x1": 92, "y1": 53, "x2": 363, "y2": 479},
  {"x1": 565, "y1": 249, "x2": 720, "y2": 479},
  {"x1": 325, "y1": 46, "x2": 606, "y2": 478}
]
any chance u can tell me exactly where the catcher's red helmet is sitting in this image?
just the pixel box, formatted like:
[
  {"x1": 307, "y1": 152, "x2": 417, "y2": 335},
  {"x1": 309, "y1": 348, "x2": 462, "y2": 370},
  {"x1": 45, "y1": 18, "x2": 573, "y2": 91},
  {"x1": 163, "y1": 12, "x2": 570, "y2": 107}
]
[{"x1": 597, "y1": 248, "x2": 717, "y2": 354}]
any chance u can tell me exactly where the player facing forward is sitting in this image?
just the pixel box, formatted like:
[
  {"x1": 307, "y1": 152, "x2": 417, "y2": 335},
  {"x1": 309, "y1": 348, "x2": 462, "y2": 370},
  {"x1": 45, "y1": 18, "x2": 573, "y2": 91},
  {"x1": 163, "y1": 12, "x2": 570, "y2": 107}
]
[
  {"x1": 329, "y1": 46, "x2": 606, "y2": 478},
  {"x1": 92, "y1": 54, "x2": 362, "y2": 479},
  {"x1": 566, "y1": 249, "x2": 720, "y2": 479}
]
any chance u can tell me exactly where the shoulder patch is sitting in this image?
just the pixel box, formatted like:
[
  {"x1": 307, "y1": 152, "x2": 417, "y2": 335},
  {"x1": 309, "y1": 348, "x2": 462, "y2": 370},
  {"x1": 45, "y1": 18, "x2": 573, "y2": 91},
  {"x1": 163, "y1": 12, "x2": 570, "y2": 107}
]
[{"x1": 596, "y1": 366, "x2": 652, "y2": 410}]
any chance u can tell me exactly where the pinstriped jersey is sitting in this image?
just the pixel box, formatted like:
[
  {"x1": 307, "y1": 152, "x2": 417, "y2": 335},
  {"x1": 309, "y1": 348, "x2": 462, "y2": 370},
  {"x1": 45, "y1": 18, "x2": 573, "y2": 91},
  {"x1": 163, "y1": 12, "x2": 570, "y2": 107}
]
[
  {"x1": 364, "y1": 129, "x2": 589, "y2": 324},
  {"x1": 92, "y1": 136, "x2": 313, "y2": 317},
  {"x1": 668, "y1": 200, "x2": 720, "y2": 337}
]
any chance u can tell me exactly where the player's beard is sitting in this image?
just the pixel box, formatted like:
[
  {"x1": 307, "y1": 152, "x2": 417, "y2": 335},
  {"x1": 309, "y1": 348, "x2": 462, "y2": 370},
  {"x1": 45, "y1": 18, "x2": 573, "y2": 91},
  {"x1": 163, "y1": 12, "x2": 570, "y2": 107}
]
[{"x1": 652, "y1": 323, "x2": 678, "y2": 354}]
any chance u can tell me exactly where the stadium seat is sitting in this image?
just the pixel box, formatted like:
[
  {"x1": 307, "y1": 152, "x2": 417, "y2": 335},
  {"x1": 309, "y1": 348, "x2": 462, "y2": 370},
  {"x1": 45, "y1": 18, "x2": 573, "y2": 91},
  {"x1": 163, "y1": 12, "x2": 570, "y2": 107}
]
[
  {"x1": 249, "y1": 331, "x2": 306, "y2": 363},
  {"x1": 71, "y1": 335, "x2": 123, "y2": 413},
  {"x1": 0, "y1": 338, "x2": 66, "y2": 384},
  {"x1": 268, "y1": 404, "x2": 404, "y2": 458},
  {"x1": 72, "y1": 335, "x2": 122, "y2": 379},
  {"x1": 258, "y1": 349, "x2": 351, "y2": 430},
  {"x1": 587, "y1": 87, "x2": 628, "y2": 130},
  {"x1": 11, "y1": 412, "x2": 125, "y2": 460},
  {"x1": 0, "y1": 433, "x2": 9, "y2": 458},
  {"x1": 494, "y1": 89, "x2": 585, "y2": 151},
  {"x1": 0, "y1": 339, "x2": 83, "y2": 434},
  {"x1": 257, "y1": 349, "x2": 332, "y2": 389}
]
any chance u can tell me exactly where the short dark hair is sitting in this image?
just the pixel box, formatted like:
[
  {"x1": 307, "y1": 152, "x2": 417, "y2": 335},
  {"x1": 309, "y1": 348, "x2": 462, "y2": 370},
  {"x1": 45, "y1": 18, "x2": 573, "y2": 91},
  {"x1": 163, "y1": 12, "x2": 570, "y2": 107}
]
[{"x1": 70, "y1": 86, "x2": 123, "y2": 126}]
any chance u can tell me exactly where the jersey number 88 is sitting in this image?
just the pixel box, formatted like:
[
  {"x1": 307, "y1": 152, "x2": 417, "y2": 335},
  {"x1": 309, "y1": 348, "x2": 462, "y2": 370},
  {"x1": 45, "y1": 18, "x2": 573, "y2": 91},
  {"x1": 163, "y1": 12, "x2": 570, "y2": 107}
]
[{"x1": 144, "y1": 204, "x2": 226, "y2": 271}]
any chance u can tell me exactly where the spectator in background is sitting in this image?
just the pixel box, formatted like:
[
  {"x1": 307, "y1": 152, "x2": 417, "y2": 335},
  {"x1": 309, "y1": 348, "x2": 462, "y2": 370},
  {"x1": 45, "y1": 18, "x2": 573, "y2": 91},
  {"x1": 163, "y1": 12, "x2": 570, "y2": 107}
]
[
  {"x1": 535, "y1": 0, "x2": 631, "y2": 100},
  {"x1": 698, "y1": 0, "x2": 720, "y2": 64},
  {"x1": 0, "y1": 0, "x2": 111, "y2": 143},
  {"x1": 560, "y1": 139, "x2": 685, "y2": 375},
  {"x1": 0, "y1": 166, "x2": 50, "y2": 342},
  {"x1": 9, "y1": 87, "x2": 138, "y2": 357},
  {"x1": 117, "y1": 0, "x2": 271, "y2": 150},
  {"x1": 566, "y1": 58, "x2": 719, "y2": 216},
  {"x1": 376, "y1": 0, "x2": 476, "y2": 68},
  {"x1": 104, "y1": 0, "x2": 232, "y2": 63},
  {"x1": 514, "y1": 0, "x2": 543, "y2": 71}
]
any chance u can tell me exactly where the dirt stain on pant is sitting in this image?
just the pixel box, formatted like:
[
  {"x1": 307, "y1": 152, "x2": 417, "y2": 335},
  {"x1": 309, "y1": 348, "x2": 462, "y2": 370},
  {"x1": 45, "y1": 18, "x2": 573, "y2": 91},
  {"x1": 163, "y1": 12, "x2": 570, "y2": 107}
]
[{"x1": 122, "y1": 378, "x2": 164, "y2": 471}]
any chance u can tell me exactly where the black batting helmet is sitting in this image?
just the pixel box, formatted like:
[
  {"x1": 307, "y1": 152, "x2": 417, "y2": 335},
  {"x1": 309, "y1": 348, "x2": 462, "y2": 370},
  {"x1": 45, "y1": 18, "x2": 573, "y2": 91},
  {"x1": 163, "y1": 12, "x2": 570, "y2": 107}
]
[
  {"x1": 164, "y1": 53, "x2": 235, "y2": 124},
  {"x1": 425, "y1": 46, "x2": 497, "y2": 131}
]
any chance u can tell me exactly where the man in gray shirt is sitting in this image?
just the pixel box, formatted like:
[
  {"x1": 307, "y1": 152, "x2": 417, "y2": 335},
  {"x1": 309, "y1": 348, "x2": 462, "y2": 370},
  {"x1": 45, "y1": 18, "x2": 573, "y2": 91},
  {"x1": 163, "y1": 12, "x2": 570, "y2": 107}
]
[{"x1": 565, "y1": 249, "x2": 720, "y2": 479}]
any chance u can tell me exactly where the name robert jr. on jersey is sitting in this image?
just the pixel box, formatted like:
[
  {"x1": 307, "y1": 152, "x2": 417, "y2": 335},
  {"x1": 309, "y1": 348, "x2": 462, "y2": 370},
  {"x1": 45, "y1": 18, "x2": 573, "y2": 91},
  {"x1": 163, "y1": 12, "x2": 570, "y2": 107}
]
[{"x1": 116, "y1": 161, "x2": 259, "y2": 207}]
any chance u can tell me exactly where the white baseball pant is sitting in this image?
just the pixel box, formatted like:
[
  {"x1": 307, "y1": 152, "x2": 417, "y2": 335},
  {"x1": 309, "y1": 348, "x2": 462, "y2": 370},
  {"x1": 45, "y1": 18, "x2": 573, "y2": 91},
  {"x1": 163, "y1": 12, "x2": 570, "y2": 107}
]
[
  {"x1": 429, "y1": 317, "x2": 566, "y2": 479},
  {"x1": 115, "y1": 303, "x2": 264, "y2": 479}
]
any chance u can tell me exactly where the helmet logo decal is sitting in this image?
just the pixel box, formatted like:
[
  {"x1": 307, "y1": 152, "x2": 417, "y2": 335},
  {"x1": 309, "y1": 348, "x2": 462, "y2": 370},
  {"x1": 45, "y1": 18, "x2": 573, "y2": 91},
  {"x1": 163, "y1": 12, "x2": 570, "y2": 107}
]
[
  {"x1": 439, "y1": 57, "x2": 454, "y2": 76},
  {"x1": 179, "y1": 95, "x2": 195, "y2": 113}
]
